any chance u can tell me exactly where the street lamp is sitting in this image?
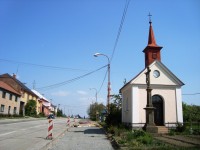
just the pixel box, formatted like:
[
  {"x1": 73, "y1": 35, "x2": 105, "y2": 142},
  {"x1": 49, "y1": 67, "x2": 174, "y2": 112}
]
[
  {"x1": 94, "y1": 52, "x2": 111, "y2": 113},
  {"x1": 90, "y1": 88, "x2": 97, "y2": 103}
]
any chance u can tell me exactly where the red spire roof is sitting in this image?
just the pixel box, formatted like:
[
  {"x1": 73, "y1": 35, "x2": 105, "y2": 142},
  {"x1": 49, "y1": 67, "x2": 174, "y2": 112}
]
[
  {"x1": 148, "y1": 21, "x2": 158, "y2": 47},
  {"x1": 143, "y1": 20, "x2": 163, "y2": 67}
]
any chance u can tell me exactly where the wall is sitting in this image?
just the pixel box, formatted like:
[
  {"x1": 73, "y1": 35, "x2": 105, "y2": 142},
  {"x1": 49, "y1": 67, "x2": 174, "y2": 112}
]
[
  {"x1": 0, "y1": 90, "x2": 20, "y2": 115},
  {"x1": 121, "y1": 85, "x2": 132, "y2": 124}
]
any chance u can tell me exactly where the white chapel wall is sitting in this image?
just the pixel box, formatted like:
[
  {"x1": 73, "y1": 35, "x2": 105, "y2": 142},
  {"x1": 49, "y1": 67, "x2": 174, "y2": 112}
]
[
  {"x1": 122, "y1": 87, "x2": 132, "y2": 124},
  {"x1": 175, "y1": 88, "x2": 183, "y2": 123},
  {"x1": 131, "y1": 86, "x2": 140, "y2": 126},
  {"x1": 152, "y1": 88, "x2": 177, "y2": 124}
]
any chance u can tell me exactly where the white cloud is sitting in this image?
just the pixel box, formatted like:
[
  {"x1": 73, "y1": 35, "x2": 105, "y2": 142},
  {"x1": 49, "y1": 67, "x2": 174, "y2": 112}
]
[
  {"x1": 51, "y1": 91, "x2": 70, "y2": 97},
  {"x1": 77, "y1": 90, "x2": 88, "y2": 96}
]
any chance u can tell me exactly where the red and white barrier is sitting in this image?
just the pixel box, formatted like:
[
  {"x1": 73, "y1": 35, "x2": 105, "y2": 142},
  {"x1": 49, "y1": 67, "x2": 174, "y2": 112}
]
[
  {"x1": 67, "y1": 117, "x2": 70, "y2": 126},
  {"x1": 46, "y1": 119, "x2": 53, "y2": 140}
]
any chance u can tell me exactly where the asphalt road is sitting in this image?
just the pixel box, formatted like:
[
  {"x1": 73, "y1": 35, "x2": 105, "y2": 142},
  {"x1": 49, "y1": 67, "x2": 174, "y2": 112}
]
[
  {"x1": 0, "y1": 118, "x2": 72, "y2": 150},
  {"x1": 0, "y1": 118, "x2": 114, "y2": 150}
]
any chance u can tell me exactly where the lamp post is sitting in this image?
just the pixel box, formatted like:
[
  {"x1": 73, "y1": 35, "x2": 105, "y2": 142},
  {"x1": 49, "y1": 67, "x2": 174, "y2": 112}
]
[
  {"x1": 94, "y1": 53, "x2": 111, "y2": 114},
  {"x1": 90, "y1": 88, "x2": 97, "y2": 103}
]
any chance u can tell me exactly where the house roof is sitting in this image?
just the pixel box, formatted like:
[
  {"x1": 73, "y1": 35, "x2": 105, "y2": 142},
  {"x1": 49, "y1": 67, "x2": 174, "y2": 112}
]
[
  {"x1": 32, "y1": 89, "x2": 49, "y2": 102},
  {"x1": 120, "y1": 60, "x2": 184, "y2": 92},
  {"x1": 0, "y1": 81, "x2": 21, "y2": 96},
  {"x1": 0, "y1": 73, "x2": 38, "y2": 97}
]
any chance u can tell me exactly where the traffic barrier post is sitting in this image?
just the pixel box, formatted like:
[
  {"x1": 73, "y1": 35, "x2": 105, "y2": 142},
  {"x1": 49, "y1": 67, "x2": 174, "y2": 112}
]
[
  {"x1": 46, "y1": 119, "x2": 53, "y2": 140},
  {"x1": 67, "y1": 117, "x2": 70, "y2": 126}
]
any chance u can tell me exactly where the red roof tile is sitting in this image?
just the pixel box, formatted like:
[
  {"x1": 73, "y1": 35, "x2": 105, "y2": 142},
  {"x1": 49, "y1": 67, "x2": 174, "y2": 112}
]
[{"x1": 0, "y1": 81, "x2": 21, "y2": 96}]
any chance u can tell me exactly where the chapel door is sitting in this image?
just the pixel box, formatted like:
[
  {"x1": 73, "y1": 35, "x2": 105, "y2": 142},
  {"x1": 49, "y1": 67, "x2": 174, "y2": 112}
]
[{"x1": 152, "y1": 95, "x2": 164, "y2": 126}]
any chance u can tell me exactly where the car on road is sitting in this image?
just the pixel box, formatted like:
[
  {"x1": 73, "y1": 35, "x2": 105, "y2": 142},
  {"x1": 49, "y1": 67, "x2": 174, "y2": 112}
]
[{"x1": 47, "y1": 114, "x2": 55, "y2": 119}]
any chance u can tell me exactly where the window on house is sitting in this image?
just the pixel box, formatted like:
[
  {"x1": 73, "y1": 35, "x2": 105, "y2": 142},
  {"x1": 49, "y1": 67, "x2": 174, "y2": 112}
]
[
  {"x1": 8, "y1": 106, "x2": 11, "y2": 114},
  {"x1": 9, "y1": 94, "x2": 12, "y2": 100},
  {"x1": 2, "y1": 91, "x2": 6, "y2": 98},
  {"x1": 15, "y1": 96, "x2": 18, "y2": 102},
  {"x1": 14, "y1": 107, "x2": 17, "y2": 114},
  {"x1": 1, "y1": 105, "x2": 5, "y2": 112}
]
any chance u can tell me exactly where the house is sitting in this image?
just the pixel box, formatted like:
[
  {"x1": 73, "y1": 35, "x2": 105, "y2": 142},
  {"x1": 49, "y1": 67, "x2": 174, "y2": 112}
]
[
  {"x1": 32, "y1": 89, "x2": 51, "y2": 116},
  {"x1": 0, "y1": 73, "x2": 39, "y2": 116},
  {"x1": 0, "y1": 81, "x2": 21, "y2": 115},
  {"x1": 120, "y1": 20, "x2": 184, "y2": 129}
]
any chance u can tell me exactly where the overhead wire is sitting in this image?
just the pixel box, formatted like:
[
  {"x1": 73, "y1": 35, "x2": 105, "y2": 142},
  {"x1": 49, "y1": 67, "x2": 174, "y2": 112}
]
[
  {"x1": 37, "y1": 65, "x2": 107, "y2": 91},
  {"x1": 97, "y1": 70, "x2": 108, "y2": 94},
  {"x1": 110, "y1": 0, "x2": 131, "y2": 63},
  {"x1": 0, "y1": 1, "x2": 131, "y2": 94},
  {"x1": 96, "y1": 0, "x2": 131, "y2": 95},
  {"x1": 0, "y1": 58, "x2": 88, "y2": 72}
]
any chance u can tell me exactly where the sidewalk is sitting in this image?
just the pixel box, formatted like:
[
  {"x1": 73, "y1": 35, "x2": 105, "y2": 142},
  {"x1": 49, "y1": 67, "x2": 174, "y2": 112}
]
[{"x1": 48, "y1": 126, "x2": 114, "y2": 150}]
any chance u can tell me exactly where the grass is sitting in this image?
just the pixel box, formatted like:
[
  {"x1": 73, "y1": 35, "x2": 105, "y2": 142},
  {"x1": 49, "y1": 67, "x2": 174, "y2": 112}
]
[
  {"x1": 100, "y1": 122, "x2": 200, "y2": 150},
  {"x1": 99, "y1": 123, "x2": 171, "y2": 150}
]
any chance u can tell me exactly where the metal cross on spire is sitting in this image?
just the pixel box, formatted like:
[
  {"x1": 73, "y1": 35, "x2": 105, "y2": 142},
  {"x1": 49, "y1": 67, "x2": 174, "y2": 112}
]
[{"x1": 148, "y1": 12, "x2": 152, "y2": 24}]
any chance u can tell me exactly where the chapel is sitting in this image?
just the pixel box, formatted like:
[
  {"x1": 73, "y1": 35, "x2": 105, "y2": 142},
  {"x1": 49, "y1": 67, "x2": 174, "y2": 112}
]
[{"x1": 120, "y1": 19, "x2": 184, "y2": 131}]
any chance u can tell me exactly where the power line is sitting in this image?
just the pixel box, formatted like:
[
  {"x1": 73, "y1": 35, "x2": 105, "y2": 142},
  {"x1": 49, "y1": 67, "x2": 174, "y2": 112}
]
[
  {"x1": 97, "y1": 69, "x2": 107, "y2": 94},
  {"x1": 0, "y1": 58, "x2": 88, "y2": 72},
  {"x1": 110, "y1": 0, "x2": 131, "y2": 62},
  {"x1": 96, "y1": 0, "x2": 131, "y2": 95},
  {"x1": 37, "y1": 65, "x2": 107, "y2": 91}
]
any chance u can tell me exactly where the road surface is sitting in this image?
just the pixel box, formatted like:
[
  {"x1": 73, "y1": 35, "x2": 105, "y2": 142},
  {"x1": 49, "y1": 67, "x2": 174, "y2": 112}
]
[
  {"x1": 0, "y1": 118, "x2": 114, "y2": 150},
  {"x1": 0, "y1": 118, "x2": 71, "y2": 150}
]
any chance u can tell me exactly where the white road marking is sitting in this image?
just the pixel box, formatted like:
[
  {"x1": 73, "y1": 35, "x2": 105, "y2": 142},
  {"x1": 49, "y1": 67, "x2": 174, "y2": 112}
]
[{"x1": 0, "y1": 131, "x2": 17, "y2": 137}]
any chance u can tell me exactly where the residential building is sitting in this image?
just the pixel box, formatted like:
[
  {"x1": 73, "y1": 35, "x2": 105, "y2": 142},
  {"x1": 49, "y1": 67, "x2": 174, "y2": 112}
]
[
  {"x1": 0, "y1": 73, "x2": 39, "y2": 115},
  {"x1": 0, "y1": 81, "x2": 21, "y2": 115},
  {"x1": 32, "y1": 89, "x2": 51, "y2": 116}
]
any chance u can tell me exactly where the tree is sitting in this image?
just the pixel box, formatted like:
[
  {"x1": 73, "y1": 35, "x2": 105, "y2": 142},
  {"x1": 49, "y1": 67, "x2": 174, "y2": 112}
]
[
  {"x1": 183, "y1": 102, "x2": 200, "y2": 122},
  {"x1": 87, "y1": 102, "x2": 105, "y2": 121},
  {"x1": 57, "y1": 108, "x2": 63, "y2": 117},
  {"x1": 105, "y1": 94, "x2": 122, "y2": 125},
  {"x1": 25, "y1": 100, "x2": 37, "y2": 116},
  {"x1": 111, "y1": 94, "x2": 122, "y2": 109}
]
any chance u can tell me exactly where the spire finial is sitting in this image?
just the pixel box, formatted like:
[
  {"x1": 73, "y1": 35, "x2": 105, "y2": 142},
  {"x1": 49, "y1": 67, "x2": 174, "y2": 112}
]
[{"x1": 148, "y1": 12, "x2": 152, "y2": 24}]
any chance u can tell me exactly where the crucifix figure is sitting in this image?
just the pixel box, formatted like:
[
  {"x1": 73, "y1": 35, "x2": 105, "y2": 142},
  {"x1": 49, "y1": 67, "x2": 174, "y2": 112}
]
[{"x1": 145, "y1": 66, "x2": 151, "y2": 88}]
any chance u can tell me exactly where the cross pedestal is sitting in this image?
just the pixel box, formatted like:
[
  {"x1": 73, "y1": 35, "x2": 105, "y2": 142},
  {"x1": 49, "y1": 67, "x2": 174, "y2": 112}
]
[
  {"x1": 144, "y1": 107, "x2": 158, "y2": 133},
  {"x1": 143, "y1": 67, "x2": 157, "y2": 133}
]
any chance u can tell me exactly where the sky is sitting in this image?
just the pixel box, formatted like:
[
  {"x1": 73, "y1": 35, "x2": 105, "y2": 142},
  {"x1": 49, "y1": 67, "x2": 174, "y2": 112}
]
[{"x1": 0, "y1": 0, "x2": 199, "y2": 117}]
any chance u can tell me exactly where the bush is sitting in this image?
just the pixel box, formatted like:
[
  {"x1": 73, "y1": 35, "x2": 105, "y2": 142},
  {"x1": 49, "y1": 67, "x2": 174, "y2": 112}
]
[
  {"x1": 132, "y1": 130, "x2": 146, "y2": 138},
  {"x1": 107, "y1": 126, "x2": 115, "y2": 134},
  {"x1": 126, "y1": 132, "x2": 135, "y2": 141},
  {"x1": 0, "y1": 114, "x2": 22, "y2": 118},
  {"x1": 168, "y1": 129, "x2": 176, "y2": 136},
  {"x1": 137, "y1": 133, "x2": 153, "y2": 145},
  {"x1": 25, "y1": 100, "x2": 37, "y2": 117},
  {"x1": 38, "y1": 112, "x2": 45, "y2": 117},
  {"x1": 193, "y1": 129, "x2": 200, "y2": 135},
  {"x1": 176, "y1": 123, "x2": 186, "y2": 132}
]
